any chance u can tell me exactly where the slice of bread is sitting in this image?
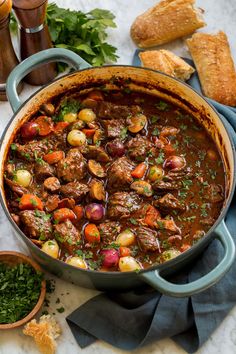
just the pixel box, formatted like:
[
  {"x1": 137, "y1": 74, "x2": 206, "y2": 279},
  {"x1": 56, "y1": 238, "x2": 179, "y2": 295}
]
[
  {"x1": 131, "y1": 0, "x2": 205, "y2": 48},
  {"x1": 187, "y1": 31, "x2": 236, "y2": 106},
  {"x1": 139, "y1": 49, "x2": 195, "y2": 81},
  {"x1": 23, "y1": 315, "x2": 61, "y2": 354}
]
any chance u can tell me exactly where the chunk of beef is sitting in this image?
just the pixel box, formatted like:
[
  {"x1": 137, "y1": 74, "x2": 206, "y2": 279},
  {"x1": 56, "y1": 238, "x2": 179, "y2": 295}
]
[
  {"x1": 5, "y1": 178, "x2": 28, "y2": 196},
  {"x1": 58, "y1": 198, "x2": 76, "y2": 209},
  {"x1": 154, "y1": 193, "x2": 185, "y2": 215},
  {"x1": 56, "y1": 148, "x2": 87, "y2": 182},
  {"x1": 60, "y1": 181, "x2": 89, "y2": 201},
  {"x1": 164, "y1": 167, "x2": 193, "y2": 181},
  {"x1": 98, "y1": 221, "x2": 121, "y2": 244},
  {"x1": 204, "y1": 184, "x2": 224, "y2": 203},
  {"x1": 44, "y1": 177, "x2": 61, "y2": 193},
  {"x1": 127, "y1": 135, "x2": 155, "y2": 161},
  {"x1": 20, "y1": 210, "x2": 52, "y2": 239},
  {"x1": 101, "y1": 119, "x2": 126, "y2": 139},
  {"x1": 35, "y1": 162, "x2": 54, "y2": 182},
  {"x1": 155, "y1": 219, "x2": 181, "y2": 234},
  {"x1": 82, "y1": 145, "x2": 110, "y2": 163},
  {"x1": 54, "y1": 219, "x2": 80, "y2": 253},
  {"x1": 152, "y1": 180, "x2": 181, "y2": 192},
  {"x1": 107, "y1": 192, "x2": 141, "y2": 219},
  {"x1": 16, "y1": 132, "x2": 66, "y2": 161},
  {"x1": 97, "y1": 101, "x2": 141, "y2": 120},
  {"x1": 45, "y1": 195, "x2": 60, "y2": 212},
  {"x1": 107, "y1": 157, "x2": 135, "y2": 191},
  {"x1": 136, "y1": 226, "x2": 160, "y2": 252},
  {"x1": 160, "y1": 126, "x2": 180, "y2": 137}
]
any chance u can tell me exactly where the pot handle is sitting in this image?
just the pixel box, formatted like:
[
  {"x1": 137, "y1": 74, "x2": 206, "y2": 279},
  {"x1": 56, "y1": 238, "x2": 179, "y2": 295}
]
[
  {"x1": 139, "y1": 220, "x2": 235, "y2": 297},
  {"x1": 6, "y1": 48, "x2": 91, "y2": 112}
]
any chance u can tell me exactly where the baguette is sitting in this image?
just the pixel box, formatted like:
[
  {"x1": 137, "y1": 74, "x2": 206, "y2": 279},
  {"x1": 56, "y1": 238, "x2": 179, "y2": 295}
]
[
  {"x1": 186, "y1": 31, "x2": 236, "y2": 106},
  {"x1": 131, "y1": 0, "x2": 205, "y2": 48},
  {"x1": 23, "y1": 315, "x2": 61, "y2": 354},
  {"x1": 139, "y1": 49, "x2": 195, "y2": 81}
]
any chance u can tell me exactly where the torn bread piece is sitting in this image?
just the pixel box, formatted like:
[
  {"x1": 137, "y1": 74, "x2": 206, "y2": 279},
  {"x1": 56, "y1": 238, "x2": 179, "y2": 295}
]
[
  {"x1": 187, "y1": 31, "x2": 236, "y2": 106},
  {"x1": 139, "y1": 50, "x2": 195, "y2": 81},
  {"x1": 131, "y1": 0, "x2": 205, "y2": 48},
  {"x1": 23, "y1": 315, "x2": 61, "y2": 354}
]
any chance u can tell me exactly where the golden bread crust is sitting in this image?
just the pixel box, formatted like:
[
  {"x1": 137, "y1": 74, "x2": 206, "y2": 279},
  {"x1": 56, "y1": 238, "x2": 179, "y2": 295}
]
[
  {"x1": 139, "y1": 49, "x2": 195, "y2": 80},
  {"x1": 186, "y1": 31, "x2": 236, "y2": 106},
  {"x1": 130, "y1": 0, "x2": 205, "y2": 48},
  {"x1": 23, "y1": 315, "x2": 61, "y2": 354}
]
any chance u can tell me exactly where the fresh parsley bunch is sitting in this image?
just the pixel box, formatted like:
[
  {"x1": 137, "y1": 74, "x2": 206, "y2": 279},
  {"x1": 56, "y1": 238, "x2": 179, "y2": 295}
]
[{"x1": 10, "y1": 2, "x2": 118, "y2": 69}]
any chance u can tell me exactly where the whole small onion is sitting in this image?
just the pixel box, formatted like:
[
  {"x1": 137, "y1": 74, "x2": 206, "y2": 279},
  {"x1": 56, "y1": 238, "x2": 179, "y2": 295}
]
[
  {"x1": 106, "y1": 140, "x2": 125, "y2": 157},
  {"x1": 85, "y1": 203, "x2": 105, "y2": 221},
  {"x1": 100, "y1": 249, "x2": 119, "y2": 268},
  {"x1": 163, "y1": 155, "x2": 186, "y2": 171},
  {"x1": 21, "y1": 122, "x2": 39, "y2": 139}
]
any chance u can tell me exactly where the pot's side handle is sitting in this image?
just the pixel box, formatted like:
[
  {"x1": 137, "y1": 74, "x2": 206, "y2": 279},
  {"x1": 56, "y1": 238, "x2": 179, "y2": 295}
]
[
  {"x1": 6, "y1": 48, "x2": 91, "y2": 112},
  {"x1": 139, "y1": 220, "x2": 235, "y2": 297}
]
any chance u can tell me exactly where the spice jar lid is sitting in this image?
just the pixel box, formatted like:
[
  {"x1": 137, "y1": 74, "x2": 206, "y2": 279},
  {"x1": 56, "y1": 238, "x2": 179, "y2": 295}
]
[
  {"x1": 12, "y1": 0, "x2": 47, "y2": 28},
  {"x1": 12, "y1": 0, "x2": 47, "y2": 10}
]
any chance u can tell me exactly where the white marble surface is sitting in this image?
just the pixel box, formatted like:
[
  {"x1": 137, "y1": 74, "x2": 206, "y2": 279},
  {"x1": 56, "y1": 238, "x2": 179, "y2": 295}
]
[{"x1": 0, "y1": 1, "x2": 236, "y2": 353}]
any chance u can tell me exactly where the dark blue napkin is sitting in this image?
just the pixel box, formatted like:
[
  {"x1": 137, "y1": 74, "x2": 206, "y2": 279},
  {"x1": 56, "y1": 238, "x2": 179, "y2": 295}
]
[{"x1": 66, "y1": 52, "x2": 236, "y2": 353}]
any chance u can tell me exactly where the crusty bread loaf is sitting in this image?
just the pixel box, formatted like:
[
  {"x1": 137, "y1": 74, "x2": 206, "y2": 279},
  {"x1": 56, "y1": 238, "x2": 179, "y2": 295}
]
[
  {"x1": 23, "y1": 315, "x2": 61, "y2": 354},
  {"x1": 130, "y1": 0, "x2": 205, "y2": 48},
  {"x1": 139, "y1": 49, "x2": 195, "y2": 80},
  {"x1": 186, "y1": 31, "x2": 236, "y2": 106}
]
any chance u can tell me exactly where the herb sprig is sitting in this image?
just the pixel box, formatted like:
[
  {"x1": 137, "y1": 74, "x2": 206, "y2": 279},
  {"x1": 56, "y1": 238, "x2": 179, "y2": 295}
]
[{"x1": 10, "y1": 3, "x2": 118, "y2": 69}]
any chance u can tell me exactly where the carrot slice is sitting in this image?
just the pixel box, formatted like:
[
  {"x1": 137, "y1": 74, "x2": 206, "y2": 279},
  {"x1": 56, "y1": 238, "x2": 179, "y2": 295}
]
[
  {"x1": 180, "y1": 244, "x2": 191, "y2": 252},
  {"x1": 131, "y1": 162, "x2": 147, "y2": 179},
  {"x1": 43, "y1": 151, "x2": 64, "y2": 164},
  {"x1": 54, "y1": 121, "x2": 69, "y2": 132},
  {"x1": 82, "y1": 129, "x2": 96, "y2": 137},
  {"x1": 19, "y1": 194, "x2": 43, "y2": 211},
  {"x1": 119, "y1": 246, "x2": 131, "y2": 257},
  {"x1": 143, "y1": 205, "x2": 161, "y2": 228},
  {"x1": 87, "y1": 90, "x2": 104, "y2": 101},
  {"x1": 34, "y1": 116, "x2": 54, "y2": 136},
  {"x1": 73, "y1": 205, "x2": 84, "y2": 220},
  {"x1": 84, "y1": 224, "x2": 100, "y2": 243},
  {"x1": 53, "y1": 208, "x2": 76, "y2": 223}
]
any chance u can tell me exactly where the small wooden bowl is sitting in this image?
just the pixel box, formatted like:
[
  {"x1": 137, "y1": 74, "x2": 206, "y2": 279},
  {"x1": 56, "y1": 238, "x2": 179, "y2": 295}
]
[{"x1": 0, "y1": 251, "x2": 46, "y2": 330}]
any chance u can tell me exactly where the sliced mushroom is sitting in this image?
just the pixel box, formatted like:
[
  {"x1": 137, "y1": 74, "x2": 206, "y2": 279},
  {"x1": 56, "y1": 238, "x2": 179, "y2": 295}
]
[
  {"x1": 130, "y1": 180, "x2": 153, "y2": 197},
  {"x1": 88, "y1": 160, "x2": 106, "y2": 178},
  {"x1": 89, "y1": 179, "x2": 106, "y2": 201},
  {"x1": 127, "y1": 114, "x2": 147, "y2": 133}
]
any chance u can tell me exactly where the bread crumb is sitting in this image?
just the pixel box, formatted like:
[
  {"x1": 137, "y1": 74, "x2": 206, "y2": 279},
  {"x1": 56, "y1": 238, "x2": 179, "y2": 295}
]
[{"x1": 23, "y1": 315, "x2": 61, "y2": 354}]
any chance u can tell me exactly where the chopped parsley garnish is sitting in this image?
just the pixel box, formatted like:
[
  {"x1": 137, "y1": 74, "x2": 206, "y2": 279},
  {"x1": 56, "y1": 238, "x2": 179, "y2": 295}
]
[
  {"x1": 209, "y1": 169, "x2": 217, "y2": 180},
  {"x1": 155, "y1": 100, "x2": 169, "y2": 111},
  {"x1": 198, "y1": 150, "x2": 207, "y2": 161},
  {"x1": 155, "y1": 151, "x2": 164, "y2": 165},
  {"x1": 10, "y1": 143, "x2": 17, "y2": 151},
  {"x1": 180, "y1": 124, "x2": 187, "y2": 130},
  {"x1": 55, "y1": 98, "x2": 81, "y2": 122},
  {"x1": 0, "y1": 263, "x2": 43, "y2": 324},
  {"x1": 182, "y1": 179, "x2": 193, "y2": 189},
  {"x1": 119, "y1": 127, "x2": 128, "y2": 140},
  {"x1": 200, "y1": 203, "x2": 208, "y2": 217},
  {"x1": 56, "y1": 307, "x2": 65, "y2": 313},
  {"x1": 151, "y1": 127, "x2": 159, "y2": 136},
  {"x1": 129, "y1": 218, "x2": 138, "y2": 225},
  {"x1": 150, "y1": 115, "x2": 159, "y2": 123}
]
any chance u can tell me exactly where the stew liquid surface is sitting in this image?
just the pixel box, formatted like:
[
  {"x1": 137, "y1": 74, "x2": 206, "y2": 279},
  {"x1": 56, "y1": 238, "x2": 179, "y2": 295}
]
[{"x1": 4, "y1": 88, "x2": 225, "y2": 271}]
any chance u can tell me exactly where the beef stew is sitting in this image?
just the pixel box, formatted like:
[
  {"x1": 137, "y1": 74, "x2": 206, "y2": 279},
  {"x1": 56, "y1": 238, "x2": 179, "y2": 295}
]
[{"x1": 4, "y1": 88, "x2": 225, "y2": 272}]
